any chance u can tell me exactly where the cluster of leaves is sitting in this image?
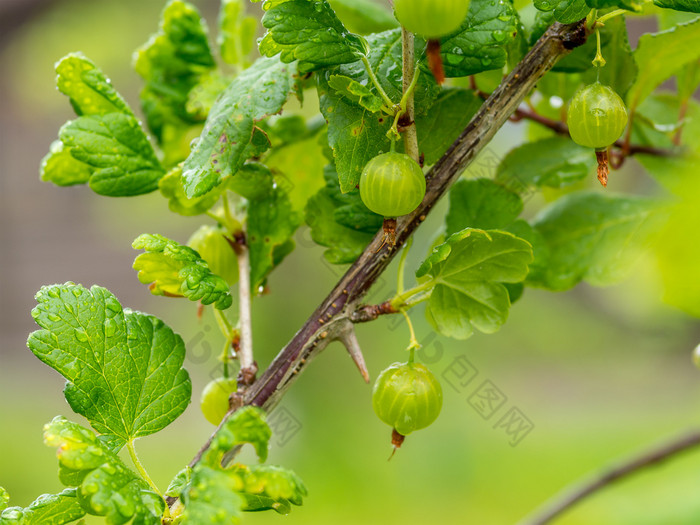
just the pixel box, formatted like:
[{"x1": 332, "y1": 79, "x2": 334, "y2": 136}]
[
  {"x1": 173, "y1": 407, "x2": 306, "y2": 523},
  {"x1": 1, "y1": 284, "x2": 303, "y2": 524},
  {"x1": 11, "y1": 0, "x2": 700, "y2": 523}
]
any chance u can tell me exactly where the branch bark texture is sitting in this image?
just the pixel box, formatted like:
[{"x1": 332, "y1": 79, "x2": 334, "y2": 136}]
[
  {"x1": 179, "y1": 19, "x2": 589, "y2": 479},
  {"x1": 243, "y1": 20, "x2": 587, "y2": 412}
]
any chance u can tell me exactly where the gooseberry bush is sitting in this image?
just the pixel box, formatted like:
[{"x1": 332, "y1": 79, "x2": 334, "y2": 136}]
[{"x1": 2, "y1": 0, "x2": 700, "y2": 523}]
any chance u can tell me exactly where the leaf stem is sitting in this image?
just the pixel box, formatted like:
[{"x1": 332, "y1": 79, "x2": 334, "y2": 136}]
[
  {"x1": 396, "y1": 237, "x2": 413, "y2": 296},
  {"x1": 205, "y1": 210, "x2": 225, "y2": 226},
  {"x1": 592, "y1": 28, "x2": 605, "y2": 68},
  {"x1": 596, "y1": 8, "x2": 627, "y2": 25},
  {"x1": 391, "y1": 279, "x2": 435, "y2": 310},
  {"x1": 400, "y1": 309, "x2": 420, "y2": 357},
  {"x1": 127, "y1": 440, "x2": 165, "y2": 503},
  {"x1": 361, "y1": 55, "x2": 395, "y2": 110}
]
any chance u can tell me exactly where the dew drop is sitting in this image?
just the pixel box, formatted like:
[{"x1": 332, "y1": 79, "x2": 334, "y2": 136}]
[
  {"x1": 492, "y1": 30, "x2": 506, "y2": 42},
  {"x1": 48, "y1": 288, "x2": 60, "y2": 298},
  {"x1": 105, "y1": 298, "x2": 121, "y2": 315},
  {"x1": 48, "y1": 313, "x2": 61, "y2": 322},
  {"x1": 71, "y1": 288, "x2": 82, "y2": 298},
  {"x1": 104, "y1": 318, "x2": 117, "y2": 337},
  {"x1": 74, "y1": 328, "x2": 88, "y2": 343}
]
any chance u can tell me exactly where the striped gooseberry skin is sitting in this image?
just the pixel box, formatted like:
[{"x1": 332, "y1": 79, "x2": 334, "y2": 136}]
[
  {"x1": 372, "y1": 362, "x2": 443, "y2": 436},
  {"x1": 394, "y1": 0, "x2": 471, "y2": 39},
  {"x1": 567, "y1": 82, "x2": 628, "y2": 149},
  {"x1": 359, "y1": 152, "x2": 426, "y2": 218}
]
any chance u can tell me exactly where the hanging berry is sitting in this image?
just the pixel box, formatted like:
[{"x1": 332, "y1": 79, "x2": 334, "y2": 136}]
[
  {"x1": 360, "y1": 151, "x2": 426, "y2": 247},
  {"x1": 393, "y1": 0, "x2": 471, "y2": 84},
  {"x1": 567, "y1": 82, "x2": 628, "y2": 187},
  {"x1": 393, "y1": 0, "x2": 470, "y2": 39},
  {"x1": 372, "y1": 361, "x2": 443, "y2": 454}
]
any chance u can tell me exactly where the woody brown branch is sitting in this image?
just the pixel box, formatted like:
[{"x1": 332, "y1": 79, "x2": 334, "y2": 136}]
[
  {"x1": 351, "y1": 301, "x2": 400, "y2": 323},
  {"x1": 167, "y1": 19, "x2": 590, "y2": 507}
]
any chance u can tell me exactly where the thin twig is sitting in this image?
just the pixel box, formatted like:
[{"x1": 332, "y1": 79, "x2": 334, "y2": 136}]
[
  {"x1": 518, "y1": 429, "x2": 700, "y2": 525},
  {"x1": 168, "y1": 20, "x2": 589, "y2": 508},
  {"x1": 351, "y1": 301, "x2": 399, "y2": 323},
  {"x1": 231, "y1": 233, "x2": 255, "y2": 386},
  {"x1": 401, "y1": 28, "x2": 419, "y2": 163}
]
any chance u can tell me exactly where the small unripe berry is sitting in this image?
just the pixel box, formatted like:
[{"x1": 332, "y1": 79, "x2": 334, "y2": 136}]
[
  {"x1": 360, "y1": 152, "x2": 426, "y2": 218},
  {"x1": 567, "y1": 82, "x2": 628, "y2": 150},
  {"x1": 394, "y1": 0, "x2": 471, "y2": 39},
  {"x1": 372, "y1": 362, "x2": 443, "y2": 438},
  {"x1": 200, "y1": 377, "x2": 237, "y2": 425}
]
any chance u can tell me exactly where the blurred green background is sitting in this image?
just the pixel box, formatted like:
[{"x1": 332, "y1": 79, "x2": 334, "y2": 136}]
[{"x1": 1, "y1": 1, "x2": 700, "y2": 524}]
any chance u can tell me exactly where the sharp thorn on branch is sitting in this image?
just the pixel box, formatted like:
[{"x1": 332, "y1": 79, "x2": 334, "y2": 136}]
[{"x1": 336, "y1": 320, "x2": 370, "y2": 383}]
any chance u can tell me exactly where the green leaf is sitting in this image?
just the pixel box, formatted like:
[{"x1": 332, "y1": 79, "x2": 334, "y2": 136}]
[
  {"x1": 236, "y1": 465, "x2": 307, "y2": 513},
  {"x1": 58, "y1": 113, "x2": 165, "y2": 197},
  {"x1": 582, "y1": 17, "x2": 637, "y2": 96},
  {"x1": 182, "y1": 56, "x2": 298, "y2": 197},
  {"x1": 534, "y1": 0, "x2": 589, "y2": 23},
  {"x1": 257, "y1": 0, "x2": 368, "y2": 73},
  {"x1": 317, "y1": 75, "x2": 391, "y2": 193},
  {"x1": 247, "y1": 176, "x2": 303, "y2": 290},
  {"x1": 528, "y1": 192, "x2": 663, "y2": 290},
  {"x1": 182, "y1": 467, "x2": 244, "y2": 524},
  {"x1": 0, "y1": 489, "x2": 7, "y2": 513},
  {"x1": 327, "y1": 75, "x2": 385, "y2": 112},
  {"x1": 40, "y1": 141, "x2": 93, "y2": 187},
  {"x1": 265, "y1": 135, "x2": 327, "y2": 213},
  {"x1": 627, "y1": 17, "x2": 700, "y2": 111},
  {"x1": 219, "y1": 0, "x2": 258, "y2": 67},
  {"x1": 28, "y1": 284, "x2": 192, "y2": 446},
  {"x1": 305, "y1": 166, "x2": 379, "y2": 264},
  {"x1": 504, "y1": 219, "x2": 551, "y2": 286},
  {"x1": 445, "y1": 179, "x2": 523, "y2": 236},
  {"x1": 336, "y1": 30, "x2": 440, "y2": 114},
  {"x1": 327, "y1": 0, "x2": 399, "y2": 34},
  {"x1": 585, "y1": 0, "x2": 642, "y2": 9},
  {"x1": 188, "y1": 226, "x2": 239, "y2": 286},
  {"x1": 433, "y1": 0, "x2": 519, "y2": 78},
  {"x1": 159, "y1": 165, "x2": 222, "y2": 216},
  {"x1": 0, "y1": 489, "x2": 86, "y2": 525},
  {"x1": 654, "y1": 0, "x2": 700, "y2": 12},
  {"x1": 47, "y1": 54, "x2": 165, "y2": 196},
  {"x1": 186, "y1": 73, "x2": 234, "y2": 120},
  {"x1": 495, "y1": 136, "x2": 591, "y2": 190},
  {"x1": 133, "y1": 233, "x2": 233, "y2": 308},
  {"x1": 202, "y1": 406, "x2": 273, "y2": 466},
  {"x1": 655, "y1": 175, "x2": 700, "y2": 317},
  {"x1": 318, "y1": 28, "x2": 442, "y2": 191},
  {"x1": 182, "y1": 408, "x2": 305, "y2": 522},
  {"x1": 56, "y1": 53, "x2": 133, "y2": 117},
  {"x1": 415, "y1": 89, "x2": 482, "y2": 165},
  {"x1": 134, "y1": 0, "x2": 216, "y2": 160},
  {"x1": 165, "y1": 467, "x2": 192, "y2": 498},
  {"x1": 43, "y1": 417, "x2": 163, "y2": 525},
  {"x1": 417, "y1": 229, "x2": 533, "y2": 339},
  {"x1": 633, "y1": 94, "x2": 700, "y2": 192}
]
